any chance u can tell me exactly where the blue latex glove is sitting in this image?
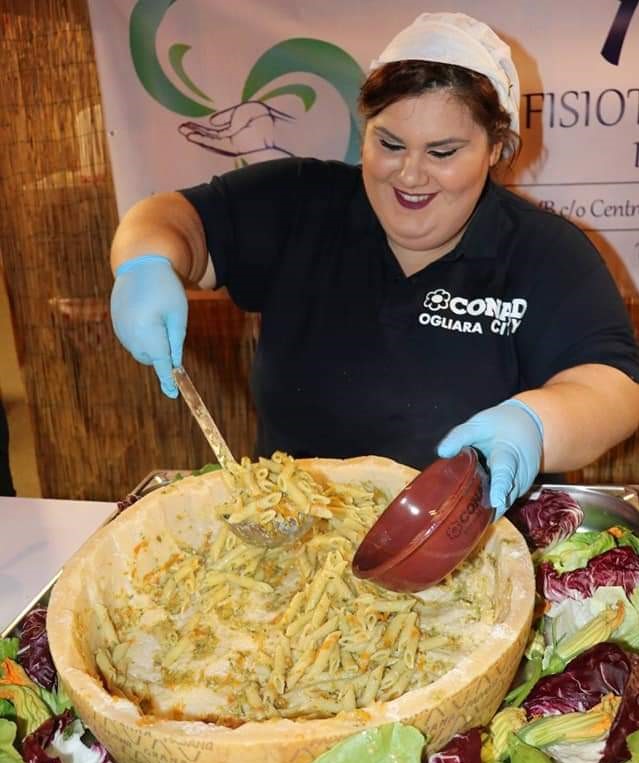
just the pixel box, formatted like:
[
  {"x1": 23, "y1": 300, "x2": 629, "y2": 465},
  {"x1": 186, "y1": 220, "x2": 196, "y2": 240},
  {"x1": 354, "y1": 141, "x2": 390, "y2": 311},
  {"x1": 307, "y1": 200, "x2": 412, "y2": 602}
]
[
  {"x1": 110, "y1": 254, "x2": 187, "y2": 398},
  {"x1": 437, "y1": 399, "x2": 544, "y2": 519}
]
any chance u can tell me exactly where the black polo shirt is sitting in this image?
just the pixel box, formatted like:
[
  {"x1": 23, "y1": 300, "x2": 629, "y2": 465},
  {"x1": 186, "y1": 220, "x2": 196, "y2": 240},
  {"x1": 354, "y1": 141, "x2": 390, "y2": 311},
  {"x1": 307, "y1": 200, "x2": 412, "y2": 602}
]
[{"x1": 181, "y1": 158, "x2": 639, "y2": 470}]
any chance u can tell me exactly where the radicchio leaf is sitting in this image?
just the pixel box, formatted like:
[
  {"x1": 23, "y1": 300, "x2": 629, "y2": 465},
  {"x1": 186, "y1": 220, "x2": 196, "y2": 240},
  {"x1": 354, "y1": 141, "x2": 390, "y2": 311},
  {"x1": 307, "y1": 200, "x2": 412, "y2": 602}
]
[
  {"x1": 601, "y1": 652, "x2": 639, "y2": 763},
  {"x1": 22, "y1": 711, "x2": 114, "y2": 763},
  {"x1": 116, "y1": 493, "x2": 141, "y2": 513},
  {"x1": 428, "y1": 728, "x2": 482, "y2": 763},
  {"x1": 90, "y1": 741, "x2": 115, "y2": 762},
  {"x1": 538, "y1": 547, "x2": 639, "y2": 603},
  {"x1": 17, "y1": 609, "x2": 56, "y2": 691},
  {"x1": 81, "y1": 728, "x2": 115, "y2": 762},
  {"x1": 510, "y1": 489, "x2": 584, "y2": 550},
  {"x1": 523, "y1": 642, "x2": 631, "y2": 717},
  {"x1": 21, "y1": 709, "x2": 74, "y2": 763}
]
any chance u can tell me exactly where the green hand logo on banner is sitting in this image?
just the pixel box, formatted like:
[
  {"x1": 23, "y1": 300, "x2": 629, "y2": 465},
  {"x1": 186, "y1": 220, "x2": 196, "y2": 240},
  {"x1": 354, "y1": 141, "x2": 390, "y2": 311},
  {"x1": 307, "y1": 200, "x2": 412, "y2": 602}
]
[
  {"x1": 130, "y1": 0, "x2": 214, "y2": 116},
  {"x1": 130, "y1": 0, "x2": 364, "y2": 163},
  {"x1": 241, "y1": 38, "x2": 364, "y2": 163}
]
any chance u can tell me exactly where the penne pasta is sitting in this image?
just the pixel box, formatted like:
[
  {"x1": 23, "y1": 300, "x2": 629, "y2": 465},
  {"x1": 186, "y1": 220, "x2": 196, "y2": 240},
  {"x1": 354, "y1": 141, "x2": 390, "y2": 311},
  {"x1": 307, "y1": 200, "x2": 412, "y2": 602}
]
[
  {"x1": 306, "y1": 631, "x2": 341, "y2": 677},
  {"x1": 96, "y1": 453, "x2": 498, "y2": 726},
  {"x1": 310, "y1": 593, "x2": 332, "y2": 629},
  {"x1": 358, "y1": 663, "x2": 386, "y2": 707}
]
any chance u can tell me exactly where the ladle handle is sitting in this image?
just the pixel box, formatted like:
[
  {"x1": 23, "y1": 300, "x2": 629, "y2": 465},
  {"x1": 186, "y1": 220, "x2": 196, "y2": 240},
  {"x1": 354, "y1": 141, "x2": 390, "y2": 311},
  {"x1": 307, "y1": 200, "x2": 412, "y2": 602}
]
[{"x1": 172, "y1": 366, "x2": 236, "y2": 470}]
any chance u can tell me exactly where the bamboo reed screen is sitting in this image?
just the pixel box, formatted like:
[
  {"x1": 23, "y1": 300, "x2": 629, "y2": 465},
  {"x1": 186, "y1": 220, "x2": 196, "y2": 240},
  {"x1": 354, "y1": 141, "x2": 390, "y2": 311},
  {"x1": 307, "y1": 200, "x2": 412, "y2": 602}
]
[
  {"x1": 0, "y1": 0, "x2": 258, "y2": 499},
  {"x1": 0, "y1": 0, "x2": 638, "y2": 500}
]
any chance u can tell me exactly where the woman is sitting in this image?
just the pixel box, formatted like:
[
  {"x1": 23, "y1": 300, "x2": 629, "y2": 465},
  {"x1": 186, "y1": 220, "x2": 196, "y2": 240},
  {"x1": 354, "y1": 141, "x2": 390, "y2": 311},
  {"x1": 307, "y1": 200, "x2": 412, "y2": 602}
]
[{"x1": 110, "y1": 12, "x2": 639, "y2": 517}]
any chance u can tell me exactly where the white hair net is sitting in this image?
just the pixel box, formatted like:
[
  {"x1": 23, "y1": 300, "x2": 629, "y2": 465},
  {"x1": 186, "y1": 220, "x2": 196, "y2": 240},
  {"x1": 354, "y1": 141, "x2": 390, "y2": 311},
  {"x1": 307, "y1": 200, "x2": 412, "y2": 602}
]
[{"x1": 370, "y1": 12, "x2": 520, "y2": 134}]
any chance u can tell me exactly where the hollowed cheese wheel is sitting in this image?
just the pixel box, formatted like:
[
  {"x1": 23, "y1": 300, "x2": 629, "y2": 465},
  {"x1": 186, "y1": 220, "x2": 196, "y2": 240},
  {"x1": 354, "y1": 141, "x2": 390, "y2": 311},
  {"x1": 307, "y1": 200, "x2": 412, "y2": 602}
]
[{"x1": 47, "y1": 456, "x2": 534, "y2": 763}]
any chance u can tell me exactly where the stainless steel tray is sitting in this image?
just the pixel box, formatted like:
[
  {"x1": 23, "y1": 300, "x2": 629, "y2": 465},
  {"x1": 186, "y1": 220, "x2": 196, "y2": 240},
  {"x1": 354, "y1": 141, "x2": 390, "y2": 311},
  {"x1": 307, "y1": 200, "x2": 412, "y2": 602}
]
[
  {"x1": 3, "y1": 478, "x2": 639, "y2": 639},
  {"x1": 527, "y1": 483, "x2": 639, "y2": 533},
  {"x1": 131, "y1": 469, "x2": 185, "y2": 495}
]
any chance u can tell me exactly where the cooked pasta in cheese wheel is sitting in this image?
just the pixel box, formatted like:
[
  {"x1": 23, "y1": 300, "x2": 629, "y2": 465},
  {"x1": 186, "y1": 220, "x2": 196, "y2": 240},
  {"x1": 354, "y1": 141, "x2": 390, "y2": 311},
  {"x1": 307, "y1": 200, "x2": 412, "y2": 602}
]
[{"x1": 47, "y1": 455, "x2": 535, "y2": 763}]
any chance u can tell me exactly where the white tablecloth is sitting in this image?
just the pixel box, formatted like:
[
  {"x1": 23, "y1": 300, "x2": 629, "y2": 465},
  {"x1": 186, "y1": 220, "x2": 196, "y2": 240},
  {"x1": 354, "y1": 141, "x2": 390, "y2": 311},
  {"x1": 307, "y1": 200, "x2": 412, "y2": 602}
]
[{"x1": 0, "y1": 496, "x2": 116, "y2": 634}]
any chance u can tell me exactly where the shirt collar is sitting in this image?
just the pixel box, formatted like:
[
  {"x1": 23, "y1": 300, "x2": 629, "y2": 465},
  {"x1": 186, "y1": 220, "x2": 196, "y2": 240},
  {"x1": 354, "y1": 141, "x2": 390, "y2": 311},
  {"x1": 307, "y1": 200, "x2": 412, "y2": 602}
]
[
  {"x1": 437, "y1": 178, "x2": 505, "y2": 262},
  {"x1": 353, "y1": 170, "x2": 507, "y2": 264},
  {"x1": 450, "y1": 178, "x2": 506, "y2": 259}
]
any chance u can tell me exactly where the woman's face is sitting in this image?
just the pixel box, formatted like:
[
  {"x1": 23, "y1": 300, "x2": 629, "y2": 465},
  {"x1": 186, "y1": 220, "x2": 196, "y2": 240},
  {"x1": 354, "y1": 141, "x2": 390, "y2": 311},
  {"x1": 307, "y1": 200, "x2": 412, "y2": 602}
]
[{"x1": 362, "y1": 89, "x2": 501, "y2": 261}]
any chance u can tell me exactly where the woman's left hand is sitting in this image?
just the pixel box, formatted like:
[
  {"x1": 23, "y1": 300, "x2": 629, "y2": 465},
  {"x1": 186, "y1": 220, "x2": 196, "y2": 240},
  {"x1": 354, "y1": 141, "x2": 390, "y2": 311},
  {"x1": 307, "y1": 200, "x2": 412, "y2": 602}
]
[{"x1": 437, "y1": 399, "x2": 544, "y2": 519}]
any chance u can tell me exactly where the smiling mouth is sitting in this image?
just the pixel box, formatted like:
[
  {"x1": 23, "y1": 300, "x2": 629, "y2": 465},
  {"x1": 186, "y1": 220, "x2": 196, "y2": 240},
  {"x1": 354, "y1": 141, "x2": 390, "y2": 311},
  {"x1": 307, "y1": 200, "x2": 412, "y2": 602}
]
[{"x1": 394, "y1": 188, "x2": 438, "y2": 210}]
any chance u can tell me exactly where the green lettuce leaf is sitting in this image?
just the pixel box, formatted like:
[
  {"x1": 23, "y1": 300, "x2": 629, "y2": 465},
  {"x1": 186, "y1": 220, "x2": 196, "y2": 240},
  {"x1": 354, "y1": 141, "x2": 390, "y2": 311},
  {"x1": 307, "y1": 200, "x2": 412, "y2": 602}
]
[
  {"x1": 0, "y1": 718, "x2": 22, "y2": 762},
  {"x1": 625, "y1": 728, "x2": 639, "y2": 762},
  {"x1": 505, "y1": 617, "x2": 548, "y2": 707},
  {"x1": 535, "y1": 531, "x2": 615, "y2": 572},
  {"x1": 192, "y1": 463, "x2": 221, "y2": 476},
  {"x1": 0, "y1": 702, "x2": 14, "y2": 720},
  {"x1": 505, "y1": 658, "x2": 543, "y2": 708},
  {"x1": 507, "y1": 733, "x2": 552, "y2": 762},
  {"x1": 615, "y1": 528, "x2": 639, "y2": 556},
  {"x1": 312, "y1": 723, "x2": 425, "y2": 763},
  {"x1": 36, "y1": 682, "x2": 73, "y2": 716},
  {"x1": 0, "y1": 644, "x2": 18, "y2": 664}
]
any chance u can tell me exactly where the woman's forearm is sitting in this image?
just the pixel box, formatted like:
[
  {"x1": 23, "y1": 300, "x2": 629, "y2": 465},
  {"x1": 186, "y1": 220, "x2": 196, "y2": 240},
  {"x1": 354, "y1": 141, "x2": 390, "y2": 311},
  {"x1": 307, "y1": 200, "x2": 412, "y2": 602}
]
[
  {"x1": 110, "y1": 192, "x2": 211, "y2": 284},
  {"x1": 515, "y1": 363, "x2": 639, "y2": 472}
]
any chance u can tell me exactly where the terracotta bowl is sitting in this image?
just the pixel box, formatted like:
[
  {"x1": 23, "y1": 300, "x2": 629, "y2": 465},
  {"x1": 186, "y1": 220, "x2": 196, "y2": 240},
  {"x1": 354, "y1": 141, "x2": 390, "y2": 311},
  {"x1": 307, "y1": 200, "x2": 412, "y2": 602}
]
[
  {"x1": 352, "y1": 448, "x2": 494, "y2": 592},
  {"x1": 47, "y1": 456, "x2": 534, "y2": 763}
]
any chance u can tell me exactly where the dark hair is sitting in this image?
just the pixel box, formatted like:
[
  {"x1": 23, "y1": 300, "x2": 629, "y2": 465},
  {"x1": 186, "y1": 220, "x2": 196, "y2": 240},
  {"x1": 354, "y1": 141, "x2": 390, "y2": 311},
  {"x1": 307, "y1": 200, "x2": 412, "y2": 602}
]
[{"x1": 358, "y1": 60, "x2": 519, "y2": 163}]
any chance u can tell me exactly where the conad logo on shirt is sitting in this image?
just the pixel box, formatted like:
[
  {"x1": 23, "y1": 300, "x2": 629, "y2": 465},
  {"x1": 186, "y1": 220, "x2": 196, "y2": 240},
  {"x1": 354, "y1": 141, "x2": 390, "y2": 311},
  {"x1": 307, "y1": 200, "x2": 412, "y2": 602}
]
[{"x1": 419, "y1": 289, "x2": 528, "y2": 336}]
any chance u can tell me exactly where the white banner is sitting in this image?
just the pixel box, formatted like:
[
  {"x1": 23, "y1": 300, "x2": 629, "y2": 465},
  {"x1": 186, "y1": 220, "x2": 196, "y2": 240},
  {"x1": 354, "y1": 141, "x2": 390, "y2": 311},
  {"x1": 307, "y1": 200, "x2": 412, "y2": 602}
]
[{"x1": 87, "y1": 0, "x2": 639, "y2": 290}]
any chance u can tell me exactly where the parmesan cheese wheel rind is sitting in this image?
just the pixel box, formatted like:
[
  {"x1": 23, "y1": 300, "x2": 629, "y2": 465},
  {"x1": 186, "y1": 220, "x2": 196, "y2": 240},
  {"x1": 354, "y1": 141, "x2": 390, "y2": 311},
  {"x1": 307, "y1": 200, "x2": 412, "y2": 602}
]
[{"x1": 47, "y1": 455, "x2": 534, "y2": 762}]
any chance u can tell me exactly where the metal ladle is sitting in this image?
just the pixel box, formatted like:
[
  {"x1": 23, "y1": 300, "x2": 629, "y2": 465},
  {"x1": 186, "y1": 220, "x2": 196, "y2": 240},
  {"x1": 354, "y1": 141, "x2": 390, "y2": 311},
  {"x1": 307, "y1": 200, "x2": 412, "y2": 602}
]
[{"x1": 173, "y1": 367, "x2": 313, "y2": 547}]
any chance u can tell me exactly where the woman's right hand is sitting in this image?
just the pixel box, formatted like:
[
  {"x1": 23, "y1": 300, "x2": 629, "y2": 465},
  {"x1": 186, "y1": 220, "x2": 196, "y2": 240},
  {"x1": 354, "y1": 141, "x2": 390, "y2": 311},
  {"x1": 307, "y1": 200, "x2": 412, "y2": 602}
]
[{"x1": 110, "y1": 254, "x2": 188, "y2": 398}]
